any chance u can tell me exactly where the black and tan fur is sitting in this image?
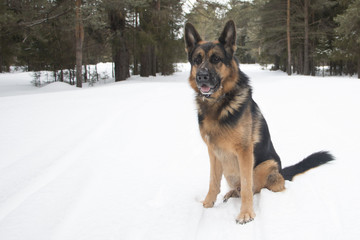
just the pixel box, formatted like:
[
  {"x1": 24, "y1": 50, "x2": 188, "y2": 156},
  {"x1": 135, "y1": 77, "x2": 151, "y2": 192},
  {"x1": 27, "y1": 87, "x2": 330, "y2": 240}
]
[{"x1": 184, "y1": 20, "x2": 334, "y2": 224}]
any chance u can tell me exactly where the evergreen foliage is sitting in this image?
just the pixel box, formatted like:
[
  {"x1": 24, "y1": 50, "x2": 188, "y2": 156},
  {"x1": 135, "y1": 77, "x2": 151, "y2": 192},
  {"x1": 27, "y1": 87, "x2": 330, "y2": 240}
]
[
  {"x1": 0, "y1": 0, "x2": 359, "y2": 79},
  {"x1": 0, "y1": 0, "x2": 184, "y2": 82},
  {"x1": 334, "y1": 0, "x2": 360, "y2": 77},
  {"x1": 185, "y1": 0, "x2": 358, "y2": 77}
]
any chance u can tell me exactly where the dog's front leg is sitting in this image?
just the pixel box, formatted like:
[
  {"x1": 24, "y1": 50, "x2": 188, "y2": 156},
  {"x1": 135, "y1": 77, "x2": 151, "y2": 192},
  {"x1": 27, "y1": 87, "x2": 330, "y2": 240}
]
[
  {"x1": 203, "y1": 147, "x2": 223, "y2": 208},
  {"x1": 236, "y1": 146, "x2": 256, "y2": 224}
]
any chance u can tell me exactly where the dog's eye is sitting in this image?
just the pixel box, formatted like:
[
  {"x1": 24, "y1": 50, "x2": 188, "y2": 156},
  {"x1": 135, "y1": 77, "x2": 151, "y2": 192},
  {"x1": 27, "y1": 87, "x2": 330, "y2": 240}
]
[
  {"x1": 211, "y1": 55, "x2": 221, "y2": 64},
  {"x1": 194, "y1": 55, "x2": 202, "y2": 65}
]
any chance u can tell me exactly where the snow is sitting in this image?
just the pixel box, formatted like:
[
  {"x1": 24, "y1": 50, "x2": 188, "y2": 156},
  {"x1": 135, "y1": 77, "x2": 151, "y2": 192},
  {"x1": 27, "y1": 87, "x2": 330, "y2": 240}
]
[{"x1": 0, "y1": 64, "x2": 359, "y2": 240}]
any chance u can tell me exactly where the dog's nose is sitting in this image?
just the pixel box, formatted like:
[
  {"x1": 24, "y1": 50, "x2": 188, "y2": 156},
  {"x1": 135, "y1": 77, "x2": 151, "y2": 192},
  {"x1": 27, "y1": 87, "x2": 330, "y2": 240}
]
[{"x1": 196, "y1": 70, "x2": 210, "y2": 82}]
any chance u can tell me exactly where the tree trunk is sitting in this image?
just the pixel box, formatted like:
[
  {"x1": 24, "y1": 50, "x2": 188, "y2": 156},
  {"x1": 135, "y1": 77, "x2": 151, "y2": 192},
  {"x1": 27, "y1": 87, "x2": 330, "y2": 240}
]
[
  {"x1": 133, "y1": 11, "x2": 139, "y2": 75},
  {"x1": 95, "y1": 64, "x2": 99, "y2": 82},
  {"x1": 68, "y1": 69, "x2": 72, "y2": 84},
  {"x1": 140, "y1": 45, "x2": 151, "y2": 77},
  {"x1": 60, "y1": 69, "x2": 64, "y2": 82},
  {"x1": 151, "y1": 46, "x2": 156, "y2": 76},
  {"x1": 114, "y1": 37, "x2": 129, "y2": 81},
  {"x1": 339, "y1": 61, "x2": 343, "y2": 76},
  {"x1": 329, "y1": 61, "x2": 333, "y2": 76},
  {"x1": 299, "y1": 50, "x2": 304, "y2": 74},
  {"x1": 274, "y1": 55, "x2": 280, "y2": 70},
  {"x1": 155, "y1": 0, "x2": 160, "y2": 11},
  {"x1": 75, "y1": 0, "x2": 84, "y2": 88},
  {"x1": 0, "y1": 50, "x2": 2, "y2": 73},
  {"x1": 286, "y1": 0, "x2": 291, "y2": 75},
  {"x1": 304, "y1": 0, "x2": 310, "y2": 75},
  {"x1": 133, "y1": 58, "x2": 139, "y2": 75},
  {"x1": 310, "y1": 55, "x2": 315, "y2": 76},
  {"x1": 140, "y1": 45, "x2": 154, "y2": 77},
  {"x1": 358, "y1": 55, "x2": 360, "y2": 79},
  {"x1": 84, "y1": 64, "x2": 87, "y2": 82},
  {"x1": 140, "y1": 53, "x2": 147, "y2": 77},
  {"x1": 109, "y1": 9, "x2": 129, "y2": 82}
]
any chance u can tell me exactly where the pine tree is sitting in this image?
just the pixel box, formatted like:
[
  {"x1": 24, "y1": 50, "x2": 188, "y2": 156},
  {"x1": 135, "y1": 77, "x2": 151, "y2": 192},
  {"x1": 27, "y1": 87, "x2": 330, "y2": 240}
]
[
  {"x1": 286, "y1": 0, "x2": 291, "y2": 75},
  {"x1": 257, "y1": 0, "x2": 287, "y2": 70},
  {"x1": 334, "y1": 0, "x2": 360, "y2": 78},
  {"x1": 155, "y1": 0, "x2": 184, "y2": 75},
  {"x1": 0, "y1": 0, "x2": 20, "y2": 72},
  {"x1": 75, "y1": 0, "x2": 84, "y2": 87},
  {"x1": 185, "y1": 0, "x2": 226, "y2": 42},
  {"x1": 255, "y1": 0, "x2": 339, "y2": 75},
  {"x1": 226, "y1": 0, "x2": 257, "y2": 63}
]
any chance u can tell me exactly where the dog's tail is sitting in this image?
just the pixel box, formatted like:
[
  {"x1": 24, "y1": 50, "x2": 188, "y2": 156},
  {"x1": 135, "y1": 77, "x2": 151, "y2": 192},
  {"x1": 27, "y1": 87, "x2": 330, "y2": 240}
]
[{"x1": 281, "y1": 151, "x2": 335, "y2": 181}]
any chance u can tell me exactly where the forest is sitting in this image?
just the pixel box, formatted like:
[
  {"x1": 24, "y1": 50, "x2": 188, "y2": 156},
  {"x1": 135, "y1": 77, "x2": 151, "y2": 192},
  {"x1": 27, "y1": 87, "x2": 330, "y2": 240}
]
[{"x1": 0, "y1": 0, "x2": 359, "y2": 87}]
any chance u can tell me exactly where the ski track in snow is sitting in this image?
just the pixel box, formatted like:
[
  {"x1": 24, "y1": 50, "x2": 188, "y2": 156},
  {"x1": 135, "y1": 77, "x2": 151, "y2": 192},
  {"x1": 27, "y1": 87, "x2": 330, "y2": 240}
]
[{"x1": 0, "y1": 64, "x2": 359, "y2": 240}]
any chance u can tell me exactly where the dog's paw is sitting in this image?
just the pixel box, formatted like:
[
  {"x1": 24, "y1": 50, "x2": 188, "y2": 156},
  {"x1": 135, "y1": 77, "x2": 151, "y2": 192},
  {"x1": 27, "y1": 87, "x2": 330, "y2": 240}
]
[
  {"x1": 223, "y1": 189, "x2": 240, "y2": 203},
  {"x1": 202, "y1": 193, "x2": 217, "y2": 208},
  {"x1": 235, "y1": 211, "x2": 256, "y2": 224},
  {"x1": 202, "y1": 200, "x2": 215, "y2": 208}
]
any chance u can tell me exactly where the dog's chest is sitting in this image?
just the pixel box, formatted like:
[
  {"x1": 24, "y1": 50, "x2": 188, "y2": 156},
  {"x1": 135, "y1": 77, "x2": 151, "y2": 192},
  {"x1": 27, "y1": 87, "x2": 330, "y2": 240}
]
[
  {"x1": 213, "y1": 145, "x2": 240, "y2": 187},
  {"x1": 201, "y1": 123, "x2": 242, "y2": 188},
  {"x1": 204, "y1": 133, "x2": 239, "y2": 171},
  {"x1": 199, "y1": 115, "x2": 241, "y2": 183},
  {"x1": 213, "y1": 146, "x2": 237, "y2": 165}
]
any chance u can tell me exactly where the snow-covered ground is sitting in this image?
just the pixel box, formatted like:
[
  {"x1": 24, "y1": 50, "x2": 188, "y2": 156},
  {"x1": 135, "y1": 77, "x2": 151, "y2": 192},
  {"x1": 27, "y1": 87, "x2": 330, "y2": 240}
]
[{"x1": 0, "y1": 64, "x2": 359, "y2": 240}]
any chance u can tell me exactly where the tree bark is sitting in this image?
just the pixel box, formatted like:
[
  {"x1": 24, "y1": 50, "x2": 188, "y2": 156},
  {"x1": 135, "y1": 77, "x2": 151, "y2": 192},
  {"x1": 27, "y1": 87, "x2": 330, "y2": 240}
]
[
  {"x1": 304, "y1": 0, "x2": 310, "y2": 75},
  {"x1": 299, "y1": 50, "x2": 303, "y2": 74},
  {"x1": 140, "y1": 45, "x2": 151, "y2": 77},
  {"x1": 95, "y1": 64, "x2": 99, "y2": 82},
  {"x1": 75, "y1": 0, "x2": 84, "y2": 88},
  {"x1": 60, "y1": 69, "x2": 64, "y2": 82},
  {"x1": 155, "y1": 0, "x2": 160, "y2": 11},
  {"x1": 286, "y1": 0, "x2": 291, "y2": 75},
  {"x1": 133, "y1": 58, "x2": 139, "y2": 75},
  {"x1": 358, "y1": 54, "x2": 360, "y2": 79},
  {"x1": 0, "y1": 52, "x2": 2, "y2": 73},
  {"x1": 151, "y1": 45, "x2": 156, "y2": 76},
  {"x1": 274, "y1": 55, "x2": 280, "y2": 70},
  {"x1": 139, "y1": 0, "x2": 160, "y2": 77},
  {"x1": 133, "y1": 11, "x2": 139, "y2": 75},
  {"x1": 114, "y1": 36, "x2": 129, "y2": 81},
  {"x1": 109, "y1": 9, "x2": 129, "y2": 81},
  {"x1": 84, "y1": 64, "x2": 87, "y2": 82}
]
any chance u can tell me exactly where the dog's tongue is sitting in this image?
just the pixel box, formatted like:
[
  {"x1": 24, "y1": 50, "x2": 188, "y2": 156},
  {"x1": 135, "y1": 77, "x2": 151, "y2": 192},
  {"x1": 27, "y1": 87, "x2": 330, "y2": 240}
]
[{"x1": 201, "y1": 85, "x2": 211, "y2": 93}]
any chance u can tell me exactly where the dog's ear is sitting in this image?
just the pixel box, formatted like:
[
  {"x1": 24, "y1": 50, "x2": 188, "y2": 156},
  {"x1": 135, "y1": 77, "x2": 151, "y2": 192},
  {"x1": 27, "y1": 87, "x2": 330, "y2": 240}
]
[
  {"x1": 218, "y1": 20, "x2": 237, "y2": 56},
  {"x1": 184, "y1": 23, "x2": 202, "y2": 53}
]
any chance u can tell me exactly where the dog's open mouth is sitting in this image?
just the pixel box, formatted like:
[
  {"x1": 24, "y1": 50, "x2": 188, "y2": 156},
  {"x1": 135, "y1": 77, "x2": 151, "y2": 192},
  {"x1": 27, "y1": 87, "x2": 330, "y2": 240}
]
[
  {"x1": 200, "y1": 84, "x2": 211, "y2": 94},
  {"x1": 199, "y1": 83, "x2": 219, "y2": 97}
]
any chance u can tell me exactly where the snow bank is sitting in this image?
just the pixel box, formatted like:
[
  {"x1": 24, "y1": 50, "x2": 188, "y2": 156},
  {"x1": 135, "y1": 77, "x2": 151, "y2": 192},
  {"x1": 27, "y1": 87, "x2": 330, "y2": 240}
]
[{"x1": 0, "y1": 72, "x2": 36, "y2": 97}]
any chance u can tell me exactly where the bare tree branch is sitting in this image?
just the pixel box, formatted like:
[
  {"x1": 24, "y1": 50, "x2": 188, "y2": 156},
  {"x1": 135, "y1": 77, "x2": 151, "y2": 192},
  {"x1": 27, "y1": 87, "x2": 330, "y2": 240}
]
[{"x1": 19, "y1": 8, "x2": 72, "y2": 28}]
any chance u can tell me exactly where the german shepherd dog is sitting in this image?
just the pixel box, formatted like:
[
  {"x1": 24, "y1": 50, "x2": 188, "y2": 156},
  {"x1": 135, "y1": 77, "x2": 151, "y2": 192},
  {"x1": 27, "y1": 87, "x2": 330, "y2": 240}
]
[{"x1": 184, "y1": 20, "x2": 334, "y2": 224}]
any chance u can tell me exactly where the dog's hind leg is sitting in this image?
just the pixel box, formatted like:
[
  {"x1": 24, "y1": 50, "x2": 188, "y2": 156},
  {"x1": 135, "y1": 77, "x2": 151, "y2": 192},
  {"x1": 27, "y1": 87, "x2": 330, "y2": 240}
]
[
  {"x1": 266, "y1": 171, "x2": 285, "y2": 192},
  {"x1": 253, "y1": 160, "x2": 285, "y2": 193}
]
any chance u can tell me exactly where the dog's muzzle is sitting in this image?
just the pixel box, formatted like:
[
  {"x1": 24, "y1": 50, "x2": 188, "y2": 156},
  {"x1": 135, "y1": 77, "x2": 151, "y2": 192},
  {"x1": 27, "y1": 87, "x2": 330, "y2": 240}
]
[{"x1": 196, "y1": 69, "x2": 217, "y2": 97}]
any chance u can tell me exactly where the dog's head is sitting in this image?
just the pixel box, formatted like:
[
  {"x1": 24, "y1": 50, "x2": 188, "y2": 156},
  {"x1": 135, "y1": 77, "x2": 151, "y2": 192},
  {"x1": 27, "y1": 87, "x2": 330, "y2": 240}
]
[{"x1": 184, "y1": 20, "x2": 239, "y2": 99}]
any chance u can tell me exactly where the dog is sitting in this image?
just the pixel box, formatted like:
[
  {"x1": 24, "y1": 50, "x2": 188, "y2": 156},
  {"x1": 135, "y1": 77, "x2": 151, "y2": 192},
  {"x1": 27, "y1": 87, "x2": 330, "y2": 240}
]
[{"x1": 184, "y1": 20, "x2": 334, "y2": 224}]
